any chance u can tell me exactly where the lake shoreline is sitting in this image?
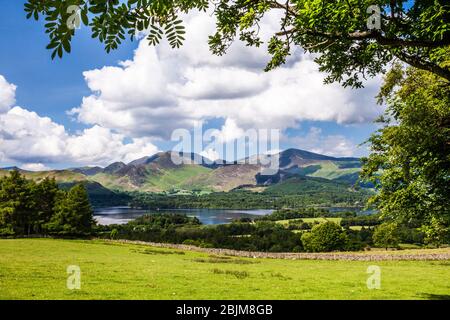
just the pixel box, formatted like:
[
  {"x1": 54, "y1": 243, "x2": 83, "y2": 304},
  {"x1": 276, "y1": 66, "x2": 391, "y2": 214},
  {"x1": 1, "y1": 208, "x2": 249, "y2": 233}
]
[{"x1": 94, "y1": 206, "x2": 274, "y2": 226}]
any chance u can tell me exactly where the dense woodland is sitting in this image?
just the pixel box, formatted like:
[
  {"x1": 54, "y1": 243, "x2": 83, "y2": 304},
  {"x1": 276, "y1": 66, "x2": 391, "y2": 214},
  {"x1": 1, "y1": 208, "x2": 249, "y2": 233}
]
[
  {"x1": 0, "y1": 171, "x2": 94, "y2": 236},
  {"x1": 96, "y1": 208, "x2": 447, "y2": 252},
  {"x1": 1, "y1": 170, "x2": 447, "y2": 252},
  {"x1": 128, "y1": 188, "x2": 371, "y2": 210}
]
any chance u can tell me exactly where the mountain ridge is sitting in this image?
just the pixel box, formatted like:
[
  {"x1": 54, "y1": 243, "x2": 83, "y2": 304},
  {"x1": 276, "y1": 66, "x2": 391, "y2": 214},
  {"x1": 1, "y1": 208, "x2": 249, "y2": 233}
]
[{"x1": 0, "y1": 148, "x2": 363, "y2": 193}]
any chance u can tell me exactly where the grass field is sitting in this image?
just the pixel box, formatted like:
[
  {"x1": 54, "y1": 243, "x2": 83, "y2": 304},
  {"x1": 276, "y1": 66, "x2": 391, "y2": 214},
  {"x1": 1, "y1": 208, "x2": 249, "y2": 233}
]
[
  {"x1": 276, "y1": 217, "x2": 342, "y2": 225},
  {"x1": 1, "y1": 239, "x2": 449, "y2": 300},
  {"x1": 276, "y1": 217, "x2": 365, "y2": 231}
]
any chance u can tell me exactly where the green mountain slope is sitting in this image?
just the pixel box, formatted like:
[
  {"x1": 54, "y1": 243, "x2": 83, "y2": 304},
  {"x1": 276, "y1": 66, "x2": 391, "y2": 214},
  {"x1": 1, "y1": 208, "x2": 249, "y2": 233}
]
[
  {"x1": 0, "y1": 169, "x2": 86, "y2": 182},
  {"x1": 300, "y1": 161, "x2": 361, "y2": 181},
  {"x1": 1, "y1": 149, "x2": 367, "y2": 200},
  {"x1": 181, "y1": 164, "x2": 261, "y2": 192}
]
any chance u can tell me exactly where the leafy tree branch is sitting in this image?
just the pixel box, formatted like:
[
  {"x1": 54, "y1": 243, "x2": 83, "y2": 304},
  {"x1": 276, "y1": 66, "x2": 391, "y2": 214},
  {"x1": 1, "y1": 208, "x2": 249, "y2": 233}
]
[{"x1": 24, "y1": 0, "x2": 450, "y2": 87}]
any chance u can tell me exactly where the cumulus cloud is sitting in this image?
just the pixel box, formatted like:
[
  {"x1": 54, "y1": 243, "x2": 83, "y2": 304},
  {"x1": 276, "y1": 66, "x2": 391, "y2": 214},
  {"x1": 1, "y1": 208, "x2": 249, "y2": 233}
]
[
  {"x1": 200, "y1": 148, "x2": 220, "y2": 162},
  {"x1": 70, "y1": 11, "x2": 383, "y2": 141},
  {"x1": 2, "y1": 10, "x2": 383, "y2": 167},
  {"x1": 216, "y1": 118, "x2": 246, "y2": 143},
  {"x1": 284, "y1": 127, "x2": 360, "y2": 157},
  {"x1": 0, "y1": 75, "x2": 16, "y2": 113},
  {"x1": 0, "y1": 76, "x2": 159, "y2": 168},
  {"x1": 22, "y1": 163, "x2": 51, "y2": 171}
]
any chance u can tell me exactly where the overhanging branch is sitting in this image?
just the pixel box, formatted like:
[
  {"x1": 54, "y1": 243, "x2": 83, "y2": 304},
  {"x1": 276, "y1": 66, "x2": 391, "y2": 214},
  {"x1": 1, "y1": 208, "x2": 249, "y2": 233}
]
[
  {"x1": 276, "y1": 28, "x2": 450, "y2": 48},
  {"x1": 393, "y1": 51, "x2": 450, "y2": 82}
]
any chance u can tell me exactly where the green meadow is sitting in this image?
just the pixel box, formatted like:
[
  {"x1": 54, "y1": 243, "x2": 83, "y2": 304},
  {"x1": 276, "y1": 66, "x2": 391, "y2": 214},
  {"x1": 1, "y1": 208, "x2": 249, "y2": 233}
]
[
  {"x1": 1, "y1": 239, "x2": 449, "y2": 300},
  {"x1": 276, "y1": 217, "x2": 342, "y2": 225}
]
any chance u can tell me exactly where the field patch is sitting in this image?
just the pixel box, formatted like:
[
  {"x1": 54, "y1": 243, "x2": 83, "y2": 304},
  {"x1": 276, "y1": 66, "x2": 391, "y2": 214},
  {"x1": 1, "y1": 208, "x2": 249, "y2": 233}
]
[{"x1": 1, "y1": 239, "x2": 449, "y2": 299}]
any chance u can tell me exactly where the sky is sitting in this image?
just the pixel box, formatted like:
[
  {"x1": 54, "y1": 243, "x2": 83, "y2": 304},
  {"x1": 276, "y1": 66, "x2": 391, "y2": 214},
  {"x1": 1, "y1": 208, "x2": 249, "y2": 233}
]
[{"x1": 0, "y1": 1, "x2": 384, "y2": 170}]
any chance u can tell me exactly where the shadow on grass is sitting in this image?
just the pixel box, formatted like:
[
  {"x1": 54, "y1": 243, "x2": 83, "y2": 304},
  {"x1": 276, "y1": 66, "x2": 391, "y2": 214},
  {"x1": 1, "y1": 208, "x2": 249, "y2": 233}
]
[
  {"x1": 131, "y1": 248, "x2": 185, "y2": 255},
  {"x1": 212, "y1": 268, "x2": 250, "y2": 279},
  {"x1": 419, "y1": 293, "x2": 450, "y2": 300}
]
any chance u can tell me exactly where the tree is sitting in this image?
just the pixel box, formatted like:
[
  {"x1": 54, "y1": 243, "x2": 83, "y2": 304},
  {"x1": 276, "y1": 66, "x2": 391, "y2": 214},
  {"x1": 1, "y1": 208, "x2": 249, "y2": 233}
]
[
  {"x1": 30, "y1": 177, "x2": 59, "y2": 234},
  {"x1": 110, "y1": 228, "x2": 119, "y2": 239},
  {"x1": 0, "y1": 170, "x2": 35, "y2": 235},
  {"x1": 45, "y1": 184, "x2": 95, "y2": 235},
  {"x1": 25, "y1": 1, "x2": 450, "y2": 87},
  {"x1": 360, "y1": 62, "x2": 450, "y2": 230},
  {"x1": 420, "y1": 216, "x2": 450, "y2": 247},
  {"x1": 300, "y1": 221, "x2": 348, "y2": 252},
  {"x1": 372, "y1": 222, "x2": 400, "y2": 249}
]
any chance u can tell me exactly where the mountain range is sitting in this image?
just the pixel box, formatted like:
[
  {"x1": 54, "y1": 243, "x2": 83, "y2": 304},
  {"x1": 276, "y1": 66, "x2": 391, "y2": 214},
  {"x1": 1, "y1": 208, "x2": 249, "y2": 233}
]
[{"x1": 0, "y1": 148, "x2": 364, "y2": 194}]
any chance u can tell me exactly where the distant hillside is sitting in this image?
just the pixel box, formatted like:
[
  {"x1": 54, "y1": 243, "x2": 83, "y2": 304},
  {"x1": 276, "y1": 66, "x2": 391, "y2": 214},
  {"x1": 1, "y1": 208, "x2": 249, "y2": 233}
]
[
  {"x1": 0, "y1": 169, "x2": 130, "y2": 207},
  {"x1": 181, "y1": 164, "x2": 261, "y2": 192},
  {"x1": 1, "y1": 148, "x2": 367, "y2": 197},
  {"x1": 0, "y1": 168, "x2": 86, "y2": 182},
  {"x1": 87, "y1": 152, "x2": 214, "y2": 192},
  {"x1": 272, "y1": 148, "x2": 361, "y2": 183},
  {"x1": 58, "y1": 181, "x2": 131, "y2": 207}
]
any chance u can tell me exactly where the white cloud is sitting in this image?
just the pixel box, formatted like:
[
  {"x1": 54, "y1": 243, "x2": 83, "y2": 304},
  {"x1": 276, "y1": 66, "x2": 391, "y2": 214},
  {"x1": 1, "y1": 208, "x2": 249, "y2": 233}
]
[
  {"x1": 70, "y1": 11, "x2": 383, "y2": 141},
  {"x1": 170, "y1": 67, "x2": 268, "y2": 100},
  {"x1": 284, "y1": 127, "x2": 359, "y2": 157},
  {"x1": 1, "y1": 10, "x2": 383, "y2": 167},
  {"x1": 65, "y1": 125, "x2": 159, "y2": 165},
  {"x1": 0, "y1": 76, "x2": 159, "y2": 168},
  {"x1": 216, "y1": 118, "x2": 245, "y2": 143},
  {"x1": 0, "y1": 75, "x2": 16, "y2": 113},
  {"x1": 200, "y1": 148, "x2": 220, "y2": 161},
  {"x1": 22, "y1": 163, "x2": 51, "y2": 171}
]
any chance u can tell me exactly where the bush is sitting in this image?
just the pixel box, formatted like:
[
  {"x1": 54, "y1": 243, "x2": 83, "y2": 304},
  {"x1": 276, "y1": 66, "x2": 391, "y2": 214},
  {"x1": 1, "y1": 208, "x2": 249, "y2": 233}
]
[
  {"x1": 110, "y1": 228, "x2": 119, "y2": 239},
  {"x1": 420, "y1": 217, "x2": 450, "y2": 247},
  {"x1": 182, "y1": 239, "x2": 213, "y2": 248},
  {"x1": 301, "y1": 222, "x2": 348, "y2": 252},
  {"x1": 341, "y1": 215, "x2": 381, "y2": 227},
  {"x1": 0, "y1": 227, "x2": 15, "y2": 237},
  {"x1": 182, "y1": 239, "x2": 198, "y2": 246},
  {"x1": 398, "y1": 226, "x2": 425, "y2": 244},
  {"x1": 287, "y1": 219, "x2": 311, "y2": 230},
  {"x1": 372, "y1": 223, "x2": 400, "y2": 249}
]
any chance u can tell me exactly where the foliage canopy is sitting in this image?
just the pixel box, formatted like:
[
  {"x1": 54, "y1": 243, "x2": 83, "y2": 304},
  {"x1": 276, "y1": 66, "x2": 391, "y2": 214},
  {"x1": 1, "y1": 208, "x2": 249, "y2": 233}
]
[
  {"x1": 25, "y1": 0, "x2": 450, "y2": 87},
  {"x1": 361, "y1": 62, "x2": 450, "y2": 232}
]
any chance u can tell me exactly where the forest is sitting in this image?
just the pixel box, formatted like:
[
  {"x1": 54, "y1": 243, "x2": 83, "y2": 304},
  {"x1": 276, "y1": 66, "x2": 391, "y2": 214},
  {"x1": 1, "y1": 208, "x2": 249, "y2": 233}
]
[{"x1": 0, "y1": 171, "x2": 94, "y2": 236}]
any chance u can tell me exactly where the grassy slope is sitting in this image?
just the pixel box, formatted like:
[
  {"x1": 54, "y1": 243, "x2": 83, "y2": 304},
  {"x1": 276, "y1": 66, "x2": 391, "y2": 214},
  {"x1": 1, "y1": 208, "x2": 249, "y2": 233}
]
[
  {"x1": 265, "y1": 177, "x2": 362, "y2": 195},
  {"x1": 145, "y1": 165, "x2": 212, "y2": 191},
  {"x1": 182, "y1": 165, "x2": 260, "y2": 192},
  {"x1": 90, "y1": 165, "x2": 212, "y2": 192},
  {"x1": 276, "y1": 217, "x2": 343, "y2": 226},
  {"x1": 1, "y1": 239, "x2": 449, "y2": 300},
  {"x1": 89, "y1": 173, "x2": 136, "y2": 192},
  {"x1": 0, "y1": 161, "x2": 363, "y2": 194},
  {"x1": 0, "y1": 169, "x2": 86, "y2": 183},
  {"x1": 307, "y1": 161, "x2": 361, "y2": 180}
]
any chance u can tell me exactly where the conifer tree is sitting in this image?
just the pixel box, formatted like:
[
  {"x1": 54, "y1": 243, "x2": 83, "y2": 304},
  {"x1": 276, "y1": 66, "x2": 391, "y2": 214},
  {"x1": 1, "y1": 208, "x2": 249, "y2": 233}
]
[
  {"x1": 31, "y1": 177, "x2": 59, "y2": 234},
  {"x1": 0, "y1": 170, "x2": 35, "y2": 235},
  {"x1": 46, "y1": 184, "x2": 94, "y2": 235}
]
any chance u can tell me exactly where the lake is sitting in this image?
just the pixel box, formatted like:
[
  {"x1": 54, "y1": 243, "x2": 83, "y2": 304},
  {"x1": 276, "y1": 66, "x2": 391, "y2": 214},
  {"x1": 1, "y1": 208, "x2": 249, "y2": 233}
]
[
  {"x1": 94, "y1": 206, "x2": 375, "y2": 226},
  {"x1": 94, "y1": 207, "x2": 274, "y2": 225}
]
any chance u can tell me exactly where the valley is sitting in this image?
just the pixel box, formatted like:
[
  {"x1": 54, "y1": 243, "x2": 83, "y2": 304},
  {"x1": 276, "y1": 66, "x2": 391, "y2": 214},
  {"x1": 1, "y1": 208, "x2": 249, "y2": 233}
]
[{"x1": 0, "y1": 148, "x2": 372, "y2": 209}]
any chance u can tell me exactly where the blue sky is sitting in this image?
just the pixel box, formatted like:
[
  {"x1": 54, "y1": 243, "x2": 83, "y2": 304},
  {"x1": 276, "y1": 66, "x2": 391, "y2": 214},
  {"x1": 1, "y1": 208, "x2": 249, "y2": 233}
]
[{"x1": 0, "y1": 1, "x2": 383, "y2": 170}]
